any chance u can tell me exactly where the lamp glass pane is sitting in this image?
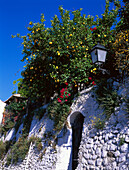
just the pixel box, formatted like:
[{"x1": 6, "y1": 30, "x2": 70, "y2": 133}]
[
  {"x1": 91, "y1": 50, "x2": 97, "y2": 63},
  {"x1": 97, "y1": 49, "x2": 107, "y2": 62}
]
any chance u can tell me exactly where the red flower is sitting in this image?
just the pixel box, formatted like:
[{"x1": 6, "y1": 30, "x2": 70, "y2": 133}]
[
  {"x1": 60, "y1": 88, "x2": 65, "y2": 93},
  {"x1": 14, "y1": 116, "x2": 18, "y2": 122},
  {"x1": 23, "y1": 107, "x2": 24, "y2": 110},
  {"x1": 61, "y1": 92, "x2": 64, "y2": 95},
  {"x1": 65, "y1": 82, "x2": 68, "y2": 86},
  {"x1": 90, "y1": 28, "x2": 93, "y2": 31},
  {"x1": 65, "y1": 92, "x2": 67, "y2": 94},
  {"x1": 58, "y1": 99, "x2": 62, "y2": 103},
  {"x1": 92, "y1": 81, "x2": 96, "y2": 85},
  {"x1": 65, "y1": 99, "x2": 68, "y2": 102},
  {"x1": 60, "y1": 95, "x2": 63, "y2": 98},
  {"x1": 68, "y1": 94, "x2": 71, "y2": 96},
  {"x1": 88, "y1": 77, "x2": 92, "y2": 80},
  {"x1": 93, "y1": 27, "x2": 97, "y2": 30},
  {"x1": 66, "y1": 96, "x2": 68, "y2": 98}
]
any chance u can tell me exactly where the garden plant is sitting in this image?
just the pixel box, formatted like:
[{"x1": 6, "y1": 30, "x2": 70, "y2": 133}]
[{"x1": 2, "y1": 0, "x2": 129, "y2": 165}]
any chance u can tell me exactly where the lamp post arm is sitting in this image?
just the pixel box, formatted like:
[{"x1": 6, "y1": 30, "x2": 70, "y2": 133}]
[{"x1": 98, "y1": 67, "x2": 110, "y2": 75}]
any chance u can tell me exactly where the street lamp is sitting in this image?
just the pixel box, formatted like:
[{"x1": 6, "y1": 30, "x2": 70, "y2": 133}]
[{"x1": 91, "y1": 43, "x2": 109, "y2": 74}]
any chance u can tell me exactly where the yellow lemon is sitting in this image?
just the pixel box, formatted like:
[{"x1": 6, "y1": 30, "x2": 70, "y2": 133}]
[
  {"x1": 49, "y1": 42, "x2": 52, "y2": 44},
  {"x1": 98, "y1": 34, "x2": 100, "y2": 37},
  {"x1": 67, "y1": 46, "x2": 69, "y2": 48},
  {"x1": 57, "y1": 79, "x2": 59, "y2": 82},
  {"x1": 29, "y1": 21, "x2": 33, "y2": 25},
  {"x1": 32, "y1": 31, "x2": 35, "y2": 33},
  {"x1": 104, "y1": 35, "x2": 106, "y2": 37},
  {"x1": 56, "y1": 66, "x2": 58, "y2": 69},
  {"x1": 30, "y1": 79, "x2": 32, "y2": 81},
  {"x1": 30, "y1": 67, "x2": 33, "y2": 70},
  {"x1": 69, "y1": 34, "x2": 72, "y2": 37}
]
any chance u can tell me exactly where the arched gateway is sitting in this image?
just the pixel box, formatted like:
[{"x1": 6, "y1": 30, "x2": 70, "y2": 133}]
[
  {"x1": 70, "y1": 111, "x2": 85, "y2": 170},
  {"x1": 56, "y1": 111, "x2": 85, "y2": 170}
]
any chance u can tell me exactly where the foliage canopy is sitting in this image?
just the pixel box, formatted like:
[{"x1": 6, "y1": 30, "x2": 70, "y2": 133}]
[{"x1": 13, "y1": 0, "x2": 124, "y2": 104}]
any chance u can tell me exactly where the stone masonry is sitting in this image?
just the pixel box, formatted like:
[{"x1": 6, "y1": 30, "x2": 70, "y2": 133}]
[{"x1": 0, "y1": 78, "x2": 129, "y2": 169}]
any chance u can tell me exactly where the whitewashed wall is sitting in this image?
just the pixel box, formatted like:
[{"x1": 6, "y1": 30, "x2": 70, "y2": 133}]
[
  {"x1": 0, "y1": 100, "x2": 6, "y2": 125},
  {"x1": 0, "y1": 80, "x2": 129, "y2": 169}
]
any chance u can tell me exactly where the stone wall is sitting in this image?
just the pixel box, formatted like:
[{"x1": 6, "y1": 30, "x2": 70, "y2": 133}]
[
  {"x1": 1, "y1": 143, "x2": 57, "y2": 170},
  {"x1": 71, "y1": 80, "x2": 129, "y2": 170},
  {"x1": 76, "y1": 110, "x2": 129, "y2": 169},
  {"x1": 0, "y1": 80, "x2": 129, "y2": 170}
]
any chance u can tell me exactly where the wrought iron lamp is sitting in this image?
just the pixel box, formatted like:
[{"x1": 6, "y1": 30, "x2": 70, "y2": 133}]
[{"x1": 90, "y1": 43, "x2": 109, "y2": 74}]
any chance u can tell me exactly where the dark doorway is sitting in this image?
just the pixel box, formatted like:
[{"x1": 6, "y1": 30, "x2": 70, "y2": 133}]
[{"x1": 72, "y1": 113, "x2": 84, "y2": 170}]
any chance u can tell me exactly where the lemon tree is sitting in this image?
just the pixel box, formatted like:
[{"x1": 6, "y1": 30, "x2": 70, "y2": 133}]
[{"x1": 13, "y1": 1, "x2": 121, "y2": 103}]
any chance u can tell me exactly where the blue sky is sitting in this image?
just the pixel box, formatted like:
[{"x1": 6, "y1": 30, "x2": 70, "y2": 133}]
[{"x1": 0, "y1": 0, "x2": 123, "y2": 102}]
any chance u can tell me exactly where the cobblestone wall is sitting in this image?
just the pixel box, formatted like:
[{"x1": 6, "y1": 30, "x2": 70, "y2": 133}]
[{"x1": 76, "y1": 112, "x2": 129, "y2": 170}]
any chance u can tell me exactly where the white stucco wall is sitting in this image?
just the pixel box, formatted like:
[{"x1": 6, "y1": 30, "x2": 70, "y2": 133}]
[
  {"x1": 56, "y1": 128, "x2": 72, "y2": 170},
  {"x1": 0, "y1": 100, "x2": 6, "y2": 125}
]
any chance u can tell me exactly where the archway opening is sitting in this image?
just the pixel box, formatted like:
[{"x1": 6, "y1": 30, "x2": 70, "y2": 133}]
[{"x1": 71, "y1": 112, "x2": 84, "y2": 170}]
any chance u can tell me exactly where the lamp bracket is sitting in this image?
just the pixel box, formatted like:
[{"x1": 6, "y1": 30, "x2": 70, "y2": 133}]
[{"x1": 98, "y1": 67, "x2": 110, "y2": 75}]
